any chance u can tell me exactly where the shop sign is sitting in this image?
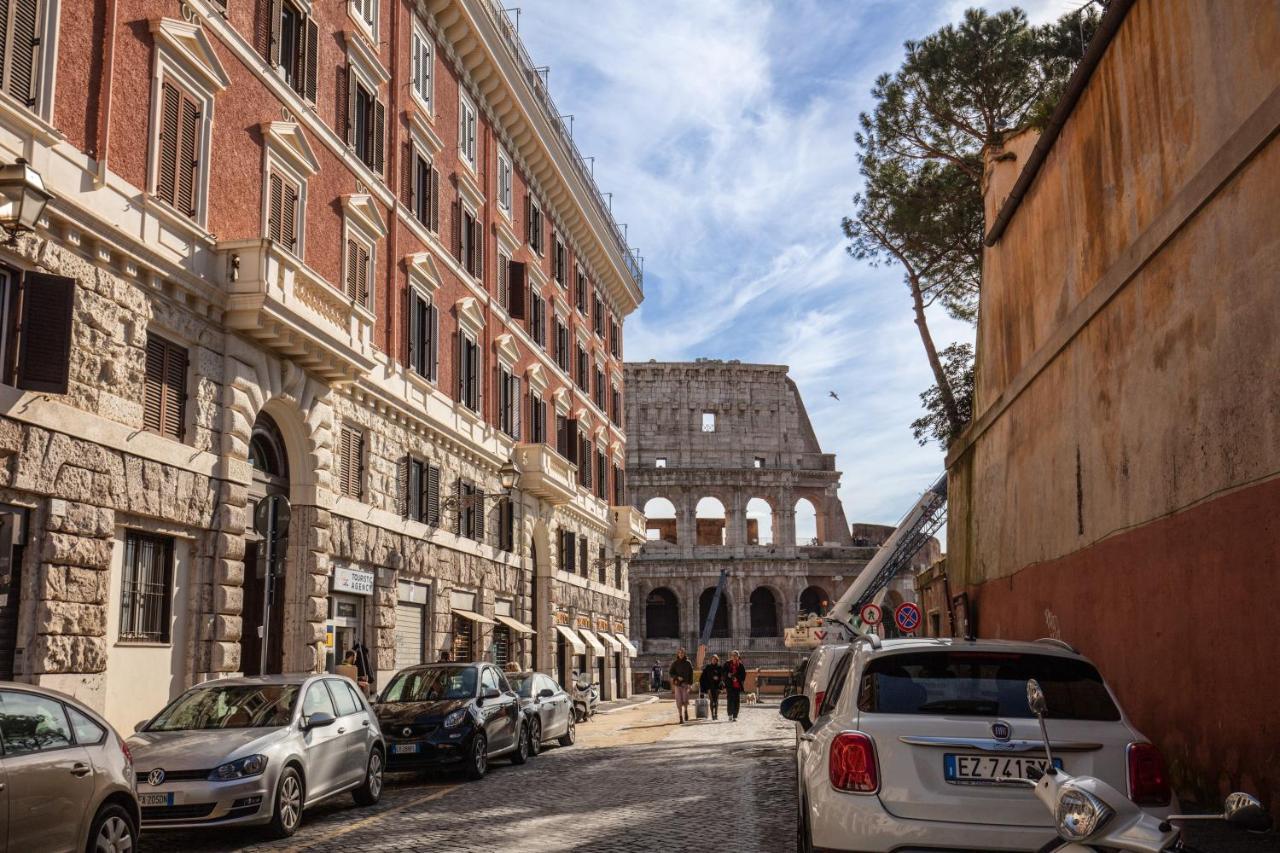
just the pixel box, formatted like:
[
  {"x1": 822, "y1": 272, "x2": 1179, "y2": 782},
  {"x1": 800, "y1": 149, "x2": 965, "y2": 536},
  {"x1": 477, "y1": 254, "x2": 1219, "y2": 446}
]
[
  {"x1": 553, "y1": 611, "x2": 569, "y2": 625},
  {"x1": 595, "y1": 618, "x2": 609, "y2": 631},
  {"x1": 324, "y1": 623, "x2": 334, "y2": 648},
  {"x1": 333, "y1": 565, "x2": 375, "y2": 596},
  {"x1": 613, "y1": 622, "x2": 626, "y2": 633},
  {"x1": 575, "y1": 615, "x2": 591, "y2": 628}
]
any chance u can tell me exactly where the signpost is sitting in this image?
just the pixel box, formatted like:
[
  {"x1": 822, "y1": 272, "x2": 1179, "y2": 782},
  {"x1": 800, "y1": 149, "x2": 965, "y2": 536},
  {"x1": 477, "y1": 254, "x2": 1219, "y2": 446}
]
[
  {"x1": 894, "y1": 602, "x2": 922, "y2": 635},
  {"x1": 253, "y1": 494, "x2": 290, "y2": 675},
  {"x1": 860, "y1": 602, "x2": 882, "y2": 627}
]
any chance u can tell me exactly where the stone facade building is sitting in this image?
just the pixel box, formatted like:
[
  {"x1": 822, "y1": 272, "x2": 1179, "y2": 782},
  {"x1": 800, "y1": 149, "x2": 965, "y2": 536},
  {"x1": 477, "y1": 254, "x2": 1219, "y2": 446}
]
[
  {"x1": 0, "y1": 0, "x2": 645, "y2": 734},
  {"x1": 625, "y1": 360, "x2": 925, "y2": 673}
]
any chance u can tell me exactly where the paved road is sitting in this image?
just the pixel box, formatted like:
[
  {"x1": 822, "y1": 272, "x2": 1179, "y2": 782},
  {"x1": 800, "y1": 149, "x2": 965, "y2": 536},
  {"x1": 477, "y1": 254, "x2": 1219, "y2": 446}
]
[{"x1": 139, "y1": 697, "x2": 797, "y2": 852}]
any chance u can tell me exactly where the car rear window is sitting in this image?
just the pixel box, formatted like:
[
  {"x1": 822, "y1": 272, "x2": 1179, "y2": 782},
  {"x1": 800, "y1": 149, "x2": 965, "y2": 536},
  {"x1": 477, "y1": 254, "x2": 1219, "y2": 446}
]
[{"x1": 857, "y1": 651, "x2": 1120, "y2": 721}]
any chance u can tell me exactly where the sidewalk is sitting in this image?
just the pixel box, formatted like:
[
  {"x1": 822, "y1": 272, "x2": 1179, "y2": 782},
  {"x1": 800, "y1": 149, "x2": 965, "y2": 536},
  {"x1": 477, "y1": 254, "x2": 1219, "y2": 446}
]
[{"x1": 595, "y1": 692, "x2": 660, "y2": 714}]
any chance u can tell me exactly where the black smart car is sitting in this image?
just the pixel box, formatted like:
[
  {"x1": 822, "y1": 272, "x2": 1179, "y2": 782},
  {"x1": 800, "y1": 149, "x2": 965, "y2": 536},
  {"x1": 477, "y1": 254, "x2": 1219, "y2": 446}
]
[{"x1": 375, "y1": 663, "x2": 527, "y2": 780}]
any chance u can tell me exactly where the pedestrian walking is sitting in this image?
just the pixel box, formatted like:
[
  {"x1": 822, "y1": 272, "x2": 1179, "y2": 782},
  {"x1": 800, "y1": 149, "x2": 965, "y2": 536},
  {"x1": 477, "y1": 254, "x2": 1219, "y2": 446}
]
[
  {"x1": 724, "y1": 650, "x2": 746, "y2": 722},
  {"x1": 650, "y1": 661, "x2": 663, "y2": 693},
  {"x1": 699, "y1": 654, "x2": 724, "y2": 720},
  {"x1": 669, "y1": 648, "x2": 694, "y2": 723}
]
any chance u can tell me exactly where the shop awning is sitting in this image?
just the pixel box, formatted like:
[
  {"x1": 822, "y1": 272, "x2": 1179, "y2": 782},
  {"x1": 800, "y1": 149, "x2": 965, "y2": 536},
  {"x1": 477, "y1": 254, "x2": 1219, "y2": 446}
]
[
  {"x1": 554, "y1": 624, "x2": 586, "y2": 655},
  {"x1": 599, "y1": 631, "x2": 622, "y2": 652},
  {"x1": 452, "y1": 608, "x2": 496, "y2": 625},
  {"x1": 614, "y1": 633, "x2": 639, "y2": 655},
  {"x1": 577, "y1": 628, "x2": 607, "y2": 655},
  {"x1": 494, "y1": 614, "x2": 536, "y2": 635}
]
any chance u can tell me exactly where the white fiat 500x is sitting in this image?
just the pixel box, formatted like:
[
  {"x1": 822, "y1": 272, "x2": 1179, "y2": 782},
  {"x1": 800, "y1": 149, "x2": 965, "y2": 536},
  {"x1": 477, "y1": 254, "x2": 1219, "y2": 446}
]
[{"x1": 781, "y1": 637, "x2": 1173, "y2": 853}]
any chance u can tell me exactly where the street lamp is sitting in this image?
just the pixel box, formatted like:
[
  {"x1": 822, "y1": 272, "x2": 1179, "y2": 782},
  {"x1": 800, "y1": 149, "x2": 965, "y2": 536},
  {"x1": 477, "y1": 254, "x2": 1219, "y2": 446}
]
[
  {"x1": 444, "y1": 455, "x2": 522, "y2": 517},
  {"x1": 498, "y1": 458, "x2": 520, "y2": 492},
  {"x1": 0, "y1": 159, "x2": 50, "y2": 240}
]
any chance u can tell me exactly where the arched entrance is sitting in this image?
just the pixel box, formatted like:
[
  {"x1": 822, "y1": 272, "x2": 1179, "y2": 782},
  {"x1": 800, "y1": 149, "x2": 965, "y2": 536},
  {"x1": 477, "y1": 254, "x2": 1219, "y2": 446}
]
[
  {"x1": 241, "y1": 412, "x2": 290, "y2": 676},
  {"x1": 749, "y1": 587, "x2": 780, "y2": 637},
  {"x1": 645, "y1": 588, "x2": 679, "y2": 639},
  {"x1": 799, "y1": 585, "x2": 830, "y2": 618},
  {"x1": 699, "y1": 587, "x2": 730, "y2": 639}
]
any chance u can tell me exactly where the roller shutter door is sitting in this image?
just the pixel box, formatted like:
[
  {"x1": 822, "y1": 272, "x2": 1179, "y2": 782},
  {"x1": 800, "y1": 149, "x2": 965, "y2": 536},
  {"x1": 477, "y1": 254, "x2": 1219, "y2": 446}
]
[{"x1": 395, "y1": 602, "x2": 425, "y2": 670}]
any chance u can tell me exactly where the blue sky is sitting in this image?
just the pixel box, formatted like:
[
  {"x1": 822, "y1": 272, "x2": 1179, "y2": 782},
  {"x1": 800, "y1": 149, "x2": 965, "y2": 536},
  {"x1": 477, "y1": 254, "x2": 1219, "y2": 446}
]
[{"x1": 519, "y1": 0, "x2": 1080, "y2": 533}]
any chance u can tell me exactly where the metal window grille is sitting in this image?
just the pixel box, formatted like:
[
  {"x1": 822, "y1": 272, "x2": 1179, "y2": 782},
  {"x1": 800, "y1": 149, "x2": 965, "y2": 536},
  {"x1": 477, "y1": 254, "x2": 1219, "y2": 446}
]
[
  {"x1": 452, "y1": 614, "x2": 474, "y2": 662},
  {"x1": 492, "y1": 626, "x2": 511, "y2": 667},
  {"x1": 119, "y1": 532, "x2": 173, "y2": 642}
]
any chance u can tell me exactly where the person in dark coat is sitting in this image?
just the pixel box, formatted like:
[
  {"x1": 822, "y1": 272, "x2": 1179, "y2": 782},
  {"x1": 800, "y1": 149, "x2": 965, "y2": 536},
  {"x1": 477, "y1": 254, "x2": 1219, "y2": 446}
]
[
  {"x1": 699, "y1": 654, "x2": 724, "y2": 720},
  {"x1": 724, "y1": 649, "x2": 747, "y2": 721},
  {"x1": 669, "y1": 648, "x2": 694, "y2": 723}
]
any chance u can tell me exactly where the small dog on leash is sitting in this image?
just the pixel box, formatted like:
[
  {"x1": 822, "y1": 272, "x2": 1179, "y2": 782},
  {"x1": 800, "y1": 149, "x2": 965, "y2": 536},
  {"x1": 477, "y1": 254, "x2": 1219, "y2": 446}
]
[{"x1": 744, "y1": 692, "x2": 758, "y2": 705}]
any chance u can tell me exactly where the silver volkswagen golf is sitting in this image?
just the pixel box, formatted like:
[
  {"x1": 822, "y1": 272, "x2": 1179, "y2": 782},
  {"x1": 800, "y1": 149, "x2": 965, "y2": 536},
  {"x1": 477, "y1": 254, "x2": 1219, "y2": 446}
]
[{"x1": 127, "y1": 674, "x2": 384, "y2": 838}]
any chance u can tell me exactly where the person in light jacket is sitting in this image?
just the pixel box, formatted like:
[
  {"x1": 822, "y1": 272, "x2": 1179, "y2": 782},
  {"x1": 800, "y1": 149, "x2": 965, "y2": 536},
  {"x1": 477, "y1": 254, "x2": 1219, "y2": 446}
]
[
  {"x1": 724, "y1": 650, "x2": 747, "y2": 722},
  {"x1": 669, "y1": 648, "x2": 694, "y2": 723},
  {"x1": 699, "y1": 654, "x2": 724, "y2": 720}
]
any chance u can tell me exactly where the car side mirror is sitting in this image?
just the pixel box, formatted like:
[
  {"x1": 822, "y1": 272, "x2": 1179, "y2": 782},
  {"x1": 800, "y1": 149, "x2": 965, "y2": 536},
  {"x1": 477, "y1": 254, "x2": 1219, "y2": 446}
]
[
  {"x1": 1224, "y1": 792, "x2": 1271, "y2": 832},
  {"x1": 1026, "y1": 679, "x2": 1048, "y2": 717},
  {"x1": 133, "y1": 719, "x2": 149, "y2": 733},
  {"x1": 303, "y1": 711, "x2": 336, "y2": 731},
  {"x1": 779, "y1": 694, "x2": 812, "y2": 729},
  {"x1": 538, "y1": 688, "x2": 554, "y2": 699},
  {"x1": 482, "y1": 687, "x2": 501, "y2": 700}
]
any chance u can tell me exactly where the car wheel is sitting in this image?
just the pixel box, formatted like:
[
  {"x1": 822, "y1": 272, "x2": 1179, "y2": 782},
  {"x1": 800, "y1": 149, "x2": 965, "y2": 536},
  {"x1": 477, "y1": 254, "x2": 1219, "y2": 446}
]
[
  {"x1": 510, "y1": 724, "x2": 529, "y2": 765},
  {"x1": 352, "y1": 748, "x2": 384, "y2": 806},
  {"x1": 558, "y1": 717, "x2": 576, "y2": 747},
  {"x1": 267, "y1": 767, "x2": 304, "y2": 838},
  {"x1": 527, "y1": 718, "x2": 542, "y2": 756},
  {"x1": 464, "y1": 733, "x2": 488, "y2": 781},
  {"x1": 87, "y1": 802, "x2": 136, "y2": 853}
]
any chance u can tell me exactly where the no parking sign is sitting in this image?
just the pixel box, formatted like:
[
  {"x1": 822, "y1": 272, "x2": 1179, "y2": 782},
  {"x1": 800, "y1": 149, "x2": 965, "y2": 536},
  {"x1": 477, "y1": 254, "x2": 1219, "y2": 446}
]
[{"x1": 894, "y1": 602, "x2": 922, "y2": 634}]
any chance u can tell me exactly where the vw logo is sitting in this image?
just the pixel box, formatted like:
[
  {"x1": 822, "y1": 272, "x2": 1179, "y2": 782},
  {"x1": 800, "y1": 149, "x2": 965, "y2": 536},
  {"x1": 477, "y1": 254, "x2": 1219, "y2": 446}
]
[
  {"x1": 147, "y1": 768, "x2": 166, "y2": 786},
  {"x1": 991, "y1": 721, "x2": 1012, "y2": 742},
  {"x1": 402, "y1": 727, "x2": 413, "y2": 737}
]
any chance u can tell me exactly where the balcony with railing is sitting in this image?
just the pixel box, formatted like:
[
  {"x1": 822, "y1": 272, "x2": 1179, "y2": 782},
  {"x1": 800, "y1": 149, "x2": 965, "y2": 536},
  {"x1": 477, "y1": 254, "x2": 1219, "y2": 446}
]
[
  {"x1": 219, "y1": 239, "x2": 376, "y2": 384},
  {"x1": 514, "y1": 443, "x2": 577, "y2": 505},
  {"x1": 609, "y1": 504, "x2": 647, "y2": 550}
]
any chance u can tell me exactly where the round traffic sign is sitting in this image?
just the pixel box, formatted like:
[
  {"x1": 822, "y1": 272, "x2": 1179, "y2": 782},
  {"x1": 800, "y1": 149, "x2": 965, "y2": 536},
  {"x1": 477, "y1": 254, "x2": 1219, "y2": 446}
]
[
  {"x1": 894, "y1": 602, "x2": 922, "y2": 634},
  {"x1": 860, "y1": 603, "x2": 882, "y2": 626}
]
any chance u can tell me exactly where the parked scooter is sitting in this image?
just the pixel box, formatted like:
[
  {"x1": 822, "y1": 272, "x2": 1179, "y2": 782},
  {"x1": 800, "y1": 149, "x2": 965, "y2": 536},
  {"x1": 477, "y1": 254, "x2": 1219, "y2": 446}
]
[
  {"x1": 571, "y1": 673, "x2": 599, "y2": 723},
  {"x1": 1023, "y1": 678, "x2": 1270, "y2": 852}
]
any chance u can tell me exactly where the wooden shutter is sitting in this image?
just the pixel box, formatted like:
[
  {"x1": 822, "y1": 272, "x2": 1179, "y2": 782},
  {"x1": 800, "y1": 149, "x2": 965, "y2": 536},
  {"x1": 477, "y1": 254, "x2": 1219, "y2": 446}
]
[
  {"x1": 303, "y1": 17, "x2": 319, "y2": 102},
  {"x1": 498, "y1": 256, "x2": 509, "y2": 311},
  {"x1": 282, "y1": 180, "x2": 298, "y2": 251},
  {"x1": 472, "y1": 216, "x2": 483, "y2": 281},
  {"x1": 429, "y1": 166, "x2": 440, "y2": 232},
  {"x1": 267, "y1": 0, "x2": 282, "y2": 66},
  {"x1": 407, "y1": 289, "x2": 420, "y2": 373},
  {"x1": 466, "y1": 338, "x2": 479, "y2": 410},
  {"x1": 267, "y1": 172, "x2": 283, "y2": 241},
  {"x1": 337, "y1": 65, "x2": 351, "y2": 145},
  {"x1": 397, "y1": 456, "x2": 410, "y2": 517},
  {"x1": 426, "y1": 463, "x2": 441, "y2": 526},
  {"x1": 452, "y1": 196, "x2": 462, "y2": 261},
  {"x1": 253, "y1": 0, "x2": 274, "y2": 61},
  {"x1": 565, "y1": 418, "x2": 578, "y2": 464},
  {"x1": 427, "y1": 302, "x2": 438, "y2": 381},
  {"x1": 511, "y1": 376, "x2": 522, "y2": 441},
  {"x1": 345, "y1": 239, "x2": 358, "y2": 299},
  {"x1": 340, "y1": 426, "x2": 363, "y2": 499},
  {"x1": 508, "y1": 261, "x2": 526, "y2": 319},
  {"x1": 372, "y1": 98, "x2": 385, "y2": 174},
  {"x1": 582, "y1": 439, "x2": 592, "y2": 488},
  {"x1": 176, "y1": 93, "x2": 200, "y2": 217},
  {"x1": 402, "y1": 142, "x2": 415, "y2": 209},
  {"x1": 474, "y1": 488, "x2": 485, "y2": 540},
  {"x1": 156, "y1": 82, "x2": 180, "y2": 206},
  {"x1": 452, "y1": 478, "x2": 462, "y2": 535},
  {"x1": 524, "y1": 193, "x2": 531, "y2": 244},
  {"x1": 15, "y1": 272, "x2": 74, "y2": 395},
  {"x1": 5, "y1": 0, "x2": 40, "y2": 107}
]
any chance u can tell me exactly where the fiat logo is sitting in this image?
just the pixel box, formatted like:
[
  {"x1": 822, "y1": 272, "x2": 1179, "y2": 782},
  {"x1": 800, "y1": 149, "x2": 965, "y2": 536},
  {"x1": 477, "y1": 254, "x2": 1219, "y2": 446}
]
[
  {"x1": 147, "y1": 768, "x2": 166, "y2": 786},
  {"x1": 991, "y1": 721, "x2": 1011, "y2": 741},
  {"x1": 402, "y1": 727, "x2": 413, "y2": 737}
]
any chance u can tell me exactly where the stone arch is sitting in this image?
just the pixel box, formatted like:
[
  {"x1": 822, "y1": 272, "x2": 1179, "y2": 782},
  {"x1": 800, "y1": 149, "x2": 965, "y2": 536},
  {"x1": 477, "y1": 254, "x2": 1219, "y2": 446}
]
[
  {"x1": 799, "y1": 585, "x2": 830, "y2": 617},
  {"x1": 745, "y1": 497, "x2": 774, "y2": 545},
  {"x1": 749, "y1": 586, "x2": 781, "y2": 637},
  {"x1": 695, "y1": 496, "x2": 726, "y2": 546},
  {"x1": 645, "y1": 587, "x2": 680, "y2": 639},
  {"x1": 698, "y1": 586, "x2": 730, "y2": 638},
  {"x1": 794, "y1": 497, "x2": 818, "y2": 545},
  {"x1": 642, "y1": 496, "x2": 678, "y2": 543}
]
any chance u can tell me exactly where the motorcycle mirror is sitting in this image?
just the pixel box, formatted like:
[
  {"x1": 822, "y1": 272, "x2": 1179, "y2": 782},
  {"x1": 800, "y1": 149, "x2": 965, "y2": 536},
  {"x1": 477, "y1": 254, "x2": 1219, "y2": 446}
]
[
  {"x1": 1026, "y1": 679, "x2": 1048, "y2": 717},
  {"x1": 1224, "y1": 792, "x2": 1271, "y2": 832}
]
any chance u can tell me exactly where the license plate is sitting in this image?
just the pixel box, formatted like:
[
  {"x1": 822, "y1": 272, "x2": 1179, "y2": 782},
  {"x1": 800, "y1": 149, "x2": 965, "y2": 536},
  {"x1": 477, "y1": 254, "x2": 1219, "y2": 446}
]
[
  {"x1": 944, "y1": 753, "x2": 1062, "y2": 785},
  {"x1": 139, "y1": 792, "x2": 175, "y2": 807},
  {"x1": 393, "y1": 743, "x2": 421, "y2": 754}
]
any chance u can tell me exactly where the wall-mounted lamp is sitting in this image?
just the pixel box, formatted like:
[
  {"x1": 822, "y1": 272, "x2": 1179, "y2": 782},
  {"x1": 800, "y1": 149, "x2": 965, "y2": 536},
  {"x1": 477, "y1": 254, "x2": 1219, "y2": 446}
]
[
  {"x1": 0, "y1": 159, "x2": 51, "y2": 241},
  {"x1": 443, "y1": 456, "x2": 522, "y2": 516}
]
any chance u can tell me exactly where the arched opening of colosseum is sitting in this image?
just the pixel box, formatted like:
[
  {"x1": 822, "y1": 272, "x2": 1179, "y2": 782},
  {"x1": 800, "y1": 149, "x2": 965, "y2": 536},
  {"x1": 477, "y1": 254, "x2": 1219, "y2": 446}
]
[
  {"x1": 750, "y1": 587, "x2": 780, "y2": 637},
  {"x1": 645, "y1": 587, "x2": 680, "y2": 638},
  {"x1": 698, "y1": 587, "x2": 731, "y2": 638},
  {"x1": 745, "y1": 497, "x2": 774, "y2": 545},
  {"x1": 643, "y1": 497, "x2": 678, "y2": 543},
  {"x1": 695, "y1": 496, "x2": 726, "y2": 546},
  {"x1": 794, "y1": 497, "x2": 819, "y2": 545},
  {"x1": 799, "y1": 585, "x2": 830, "y2": 617}
]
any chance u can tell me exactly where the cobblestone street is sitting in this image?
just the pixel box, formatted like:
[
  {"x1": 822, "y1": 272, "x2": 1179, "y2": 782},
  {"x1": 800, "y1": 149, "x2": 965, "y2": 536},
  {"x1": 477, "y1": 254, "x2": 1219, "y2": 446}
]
[{"x1": 139, "y1": 698, "x2": 797, "y2": 853}]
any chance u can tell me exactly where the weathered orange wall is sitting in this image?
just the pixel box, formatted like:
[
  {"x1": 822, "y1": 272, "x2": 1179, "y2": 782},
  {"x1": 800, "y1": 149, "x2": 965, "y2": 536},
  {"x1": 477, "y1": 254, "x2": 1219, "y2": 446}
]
[{"x1": 949, "y1": 0, "x2": 1280, "y2": 810}]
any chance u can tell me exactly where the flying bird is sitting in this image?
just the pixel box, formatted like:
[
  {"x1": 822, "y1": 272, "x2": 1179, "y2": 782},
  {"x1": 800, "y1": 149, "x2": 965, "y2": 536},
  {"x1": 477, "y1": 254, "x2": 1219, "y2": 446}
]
[{"x1": 828, "y1": 391, "x2": 840, "y2": 401}]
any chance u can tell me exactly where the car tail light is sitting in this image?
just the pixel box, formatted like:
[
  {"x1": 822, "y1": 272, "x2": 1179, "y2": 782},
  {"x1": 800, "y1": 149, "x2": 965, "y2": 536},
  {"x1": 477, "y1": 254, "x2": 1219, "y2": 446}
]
[
  {"x1": 829, "y1": 732, "x2": 878, "y2": 793},
  {"x1": 813, "y1": 692, "x2": 825, "y2": 715},
  {"x1": 120, "y1": 737, "x2": 133, "y2": 766},
  {"x1": 1127, "y1": 742, "x2": 1170, "y2": 806}
]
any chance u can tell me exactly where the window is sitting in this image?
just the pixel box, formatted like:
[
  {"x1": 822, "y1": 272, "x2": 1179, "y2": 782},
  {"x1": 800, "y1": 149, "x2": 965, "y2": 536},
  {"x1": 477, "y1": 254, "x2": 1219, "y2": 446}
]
[
  {"x1": 407, "y1": 288, "x2": 437, "y2": 381},
  {"x1": 0, "y1": 0, "x2": 50, "y2": 113},
  {"x1": 593, "y1": 367, "x2": 605, "y2": 410},
  {"x1": 458, "y1": 203, "x2": 483, "y2": 279},
  {"x1": 610, "y1": 388, "x2": 621, "y2": 425},
  {"x1": 609, "y1": 316, "x2": 620, "y2": 357},
  {"x1": 576, "y1": 345, "x2": 588, "y2": 393},
  {"x1": 754, "y1": 456, "x2": 765, "y2": 468},
  {"x1": 558, "y1": 416, "x2": 577, "y2": 463},
  {"x1": 527, "y1": 194, "x2": 544, "y2": 255},
  {"x1": 351, "y1": 0, "x2": 377, "y2": 33},
  {"x1": 499, "y1": 367, "x2": 521, "y2": 439},
  {"x1": 269, "y1": 0, "x2": 319, "y2": 102},
  {"x1": 344, "y1": 235, "x2": 372, "y2": 307},
  {"x1": 348, "y1": 74, "x2": 385, "y2": 174},
  {"x1": 578, "y1": 536, "x2": 588, "y2": 578},
  {"x1": 593, "y1": 294, "x2": 603, "y2": 336},
  {"x1": 597, "y1": 544, "x2": 607, "y2": 584},
  {"x1": 410, "y1": 22, "x2": 432, "y2": 110},
  {"x1": 612, "y1": 463, "x2": 624, "y2": 506},
  {"x1": 529, "y1": 290, "x2": 546, "y2": 348},
  {"x1": 554, "y1": 320, "x2": 570, "y2": 372},
  {"x1": 153, "y1": 79, "x2": 203, "y2": 219},
  {"x1": 559, "y1": 528, "x2": 576, "y2": 573},
  {"x1": 339, "y1": 424, "x2": 364, "y2": 500},
  {"x1": 457, "y1": 331, "x2": 480, "y2": 411},
  {"x1": 655, "y1": 457, "x2": 666, "y2": 468},
  {"x1": 614, "y1": 555, "x2": 623, "y2": 588},
  {"x1": 400, "y1": 457, "x2": 440, "y2": 525},
  {"x1": 302, "y1": 680, "x2": 336, "y2": 720},
  {"x1": 553, "y1": 239, "x2": 567, "y2": 286},
  {"x1": 575, "y1": 269, "x2": 587, "y2": 313},
  {"x1": 0, "y1": 268, "x2": 74, "y2": 395},
  {"x1": 458, "y1": 92, "x2": 477, "y2": 168},
  {"x1": 328, "y1": 679, "x2": 360, "y2": 716},
  {"x1": 596, "y1": 450, "x2": 607, "y2": 500},
  {"x1": 451, "y1": 613, "x2": 473, "y2": 661},
  {"x1": 404, "y1": 144, "x2": 439, "y2": 232},
  {"x1": 701, "y1": 412, "x2": 716, "y2": 432},
  {"x1": 497, "y1": 500, "x2": 515, "y2": 553},
  {"x1": 529, "y1": 391, "x2": 547, "y2": 444},
  {"x1": 143, "y1": 333, "x2": 187, "y2": 441},
  {"x1": 578, "y1": 437, "x2": 592, "y2": 489},
  {"x1": 492, "y1": 625, "x2": 511, "y2": 667},
  {"x1": 67, "y1": 707, "x2": 106, "y2": 745},
  {"x1": 455, "y1": 479, "x2": 484, "y2": 541},
  {"x1": 497, "y1": 149, "x2": 513, "y2": 216},
  {"x1": 119, "y1": 532, "x2": 174, "y2": 643},
  {"x1": 0, "y1": 691, "x2": 72, "y2": 755},
  {"x1": 266, "y1": 170, "x2": 301, "y2": 254}
]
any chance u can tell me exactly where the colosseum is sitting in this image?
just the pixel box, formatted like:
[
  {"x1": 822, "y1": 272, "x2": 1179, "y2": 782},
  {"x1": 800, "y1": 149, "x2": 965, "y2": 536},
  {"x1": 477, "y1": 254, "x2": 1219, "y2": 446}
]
[{"x1": 624, "y1": 360, "x2": 932, "y2": 676}]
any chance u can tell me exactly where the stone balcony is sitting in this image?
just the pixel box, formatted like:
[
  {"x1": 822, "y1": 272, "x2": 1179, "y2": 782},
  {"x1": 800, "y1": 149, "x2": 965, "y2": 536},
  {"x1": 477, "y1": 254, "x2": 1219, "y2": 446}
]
[
  {"x1": 609, "y1": 505, "x2": 647, "y2": 550},
  {"x1": 514, "y1": 444, "x2": 577, "y2": 505},
  {"x1": 219, "y1": 238, "x2": 377, "y2": 384}
]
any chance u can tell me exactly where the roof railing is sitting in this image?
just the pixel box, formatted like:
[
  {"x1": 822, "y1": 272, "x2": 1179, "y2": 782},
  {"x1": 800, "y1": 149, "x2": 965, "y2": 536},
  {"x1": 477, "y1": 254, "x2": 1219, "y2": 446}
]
[{"x1": 480, "y1": 1, "x2": 644, "y2": 290}]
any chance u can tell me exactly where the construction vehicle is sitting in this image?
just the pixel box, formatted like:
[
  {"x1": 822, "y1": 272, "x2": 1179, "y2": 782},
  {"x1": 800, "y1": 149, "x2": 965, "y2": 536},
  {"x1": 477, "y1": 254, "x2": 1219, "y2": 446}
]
[{"x1": 783, "y1": 474, "x2": 948, "y2": 650}]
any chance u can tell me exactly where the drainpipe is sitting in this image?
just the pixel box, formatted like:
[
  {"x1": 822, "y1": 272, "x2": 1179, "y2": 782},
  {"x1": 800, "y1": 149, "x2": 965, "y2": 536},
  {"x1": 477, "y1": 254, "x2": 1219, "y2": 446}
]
[
  {"x1": 385, "y1": 0, "x2": 401, "y2": 356},
  {"x1": 94, "y1": 0, "x2": 119, "y2": 187}
]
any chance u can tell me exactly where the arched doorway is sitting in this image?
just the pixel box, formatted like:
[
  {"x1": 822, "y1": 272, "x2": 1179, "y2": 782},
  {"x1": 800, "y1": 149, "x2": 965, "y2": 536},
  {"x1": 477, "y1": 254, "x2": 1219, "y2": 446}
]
[
  {"x1": 645, "y1": 588, "x2": 679, "y2": 639},
  {"x1": 698, "y1": 587, "x2": 730, "y2": 639},
  {"x1": 749, "y1": 587, "x2": 779, "y2": 637},
  {"x1": 799, "y1": 585, "x2": 830, "y2": 618},
  {"x1": 242, "y1": 412, "x2": 290, "y2": 676}
]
